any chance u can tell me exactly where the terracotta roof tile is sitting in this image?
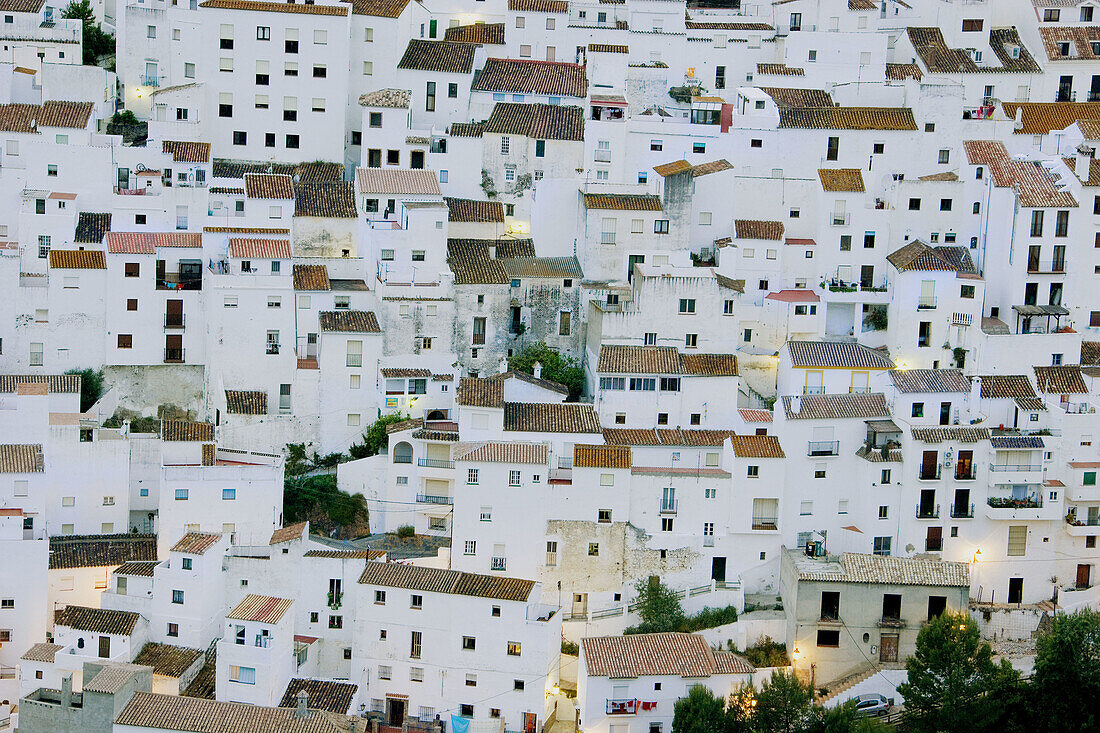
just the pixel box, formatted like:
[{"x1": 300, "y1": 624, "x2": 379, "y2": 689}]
[
  {"x1": 781, "y1": 393, "x2": 891, "y2": 420},
  {"x1": 447, "y1": 239, "x2": 508, "y2": 284},
  {"x1": 729, "y1": 435, "x2": 784, "y2": 458},
  {"x1": 200, "y1": 0, "x2": 348, "y2": 14},
  {"x1": 106, "y1": 232, "x2": 201, "y2": 253},
  {"x1": 794, "y1": 551, "x2": 969, "y2": 586},
  {"x1": 589, "y1": 43, "x2": 628, "y2": 53},
  {"x1": 0, "y1": 374, "x2": 79, "y2": 393},
  {"x1": 134, "y1": 643, "x2": 204, "y2": 678},
  {"x1": 978, "y1": 374, "x2": 1037, "y2": 400},
  {"x1": 1082, "y1": 341, "x2": 1100, "y2": 366},
  {"x1": 293, "y1": 264, "x2": 331, "y2": 291},
  {"x1": 503, "y1": 402, "x2": 601, "y2": 433},
  {"x1": 304, "y1": 549, "x2": 385, "y2": 560},
  {"x1": 279, "y1": 679, "x2": 358, "y2": 714},
  {"x1": 766, "y1": 289, "x2": 820, "y2": 303},
  {"x1": 270, "y1": 521, "x2": 308, "y2": 545},
  {"x1": 38, "y1": 100, "x2": 95, "y2": 128},
  {"x1": 583, "y1": 632, "x2": 753, "y2": 678},
  {"x1": 911, "y1": 426, "x2": 990, "y2": 443},
  {"x1": 500, "y1": 256, "x2": 582, "y2": 279},
  {"x1": 245, "y1": 173, "x2": 295, "y2": 199},
  {"x1": 1041, "y1": 26, "x2": 1100, "y2": 61},
  {"x1": 355, "y1": 168, "x2": 441, "y2": 195},
  {"x1": 318, "y1": 310, "x2": 380, "y2": 332},
  {"x1": 885, "y1": 62, "x2": 922, "y2": 81},
  {"x1": 890, "y1": 369, "x2": 970, "y2": 393},
  {"x1": 1002, "y1": 101, "x2": 1100, "y2": 135},
  {"x1": 908, "y1": 27, "x2": 1039, "y2": 74},
  {"x1": 760, "y1": 87, "x2": 833, "y2": 108},
  {"x1": 735, "y1": 220, "x2": 784, "y2": 240},
  {"x1": 114, "y1": 560, "x2": 159, "y2": 576},
  {"x1": 117, "y1": 692, "x2": 348, "y2": 732},
  {"x1": 171, "y1": 532, "x2": 223, "y2": 555},
  {"x1": 687, "y1": 21, "x2": 772, "y2": 30},
  {"x1": 448, "y1": 121, "x2": 485, "y2": 137},
  {"x1": 508, "y1": 0, "x2": 567, "y2": 11},
  {"x1": 445, "y1": 197, "x2": 504, "y2": 222},
  {"x1": 227, "y1": 238, "x2": 291, "y2": 259},
  {"x1": 294, "y1": 181, "x2": 356, "y2": 218},
  {"x1": 398, "y1": 39, "x2": 476, "y2": 74},
  {"x1": 786, "y1": 341, "x2": 895, "y2": 369},
  {"x1": 380, "y1": 368, "x2": 432, "y2": 378},
  {"x1": 680, "y1": 354, "x2": 738, "y2": 376},
  {"x1": 474, "y1": 58, "x2": 587, "y2": 97},
  {"x1": 738, "y1": 408, "x2": 773, "y2": 423},
  {"x1": 162, "y1": 140, "x2": 211, "y2": 163},
  {"x1": 779, "y1": 107, "x2": 916, "y2": 130},
  {"x1": 454, "y1": 441, "x2": 548, "y2": 464},
  {"x1": 48, "y1": 249, "x2": 105, "y2": 269},
  {"x1": 597, "y1": 345, "x2": 682, "y2": 374},
  {"x1": 224, "y1": 388, "x2": 268, "y2": 416},
  {"x1": 457, "y1": 377, "x2": 505, "y2": 407},
  {"x1": 161, "y1": 420, "x2": 215, "y2": 442},
  {"x1": 21, "y1": 643, "x2": 64, "y2": 663},
  {"x1": 358, "y1": 562, "x2": 535, "y2": 601},
  {"x1": 887, "y1": 240, "x2": 960, "y2": 271},
  {"x1": 574, "y1": 444, "x2": 631, "y2": 468},
  {"x1": 1034, "y1": 365, "x2": 1088, "y2": 394},
  {"x1": 757, "y1": 63, "x2": 804, "y2": 76},
  {"x1": 0, "y1": 443, "x2": 43, "y2": 472},
  {"x1": 212, "y1": 160, "x2": 342, "y2": 181},
  {"x1": 75, "y1": 212, "x2": 111, "y2": 243},
  {"x1": 358, "y1": 88, "x2": 411, "y2": 108},
  {"x1": 445, "y1": 22, "x2": 504, "y2": 44},
  {"x1": 818, "y1": 168, "x2": 865, "y2": 192},
  {"x1": 485, "y1": 102, "x2": 584, "y2": 140},
  {"x1": 582, "y1": 193, "x2": 662, "y2": 210},
  {"x1": 49, "y1": 533, "x2": 156, "y2": 569},
  {"x1": 343, "y1": 0, "x2": 410, "y2": 17},
  {"x1": 963, "y1": 140, "x2": 1076, "y2": 207},
  {"x1": 227, "y1": 594, "x2": 294, "y2": 624},
  {"x1": 55, "y1": 605, "x2": 140, "y2": 635}
]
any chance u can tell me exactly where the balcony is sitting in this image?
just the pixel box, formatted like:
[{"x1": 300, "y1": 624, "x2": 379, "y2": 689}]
[
  {"x1": 164, "y1": 314, "x2": 185, "y2": 329},
  {"x1": 327, "y1": 590, "x2": 343, "y2": 610},
  {"x1": 266, "y1": 343, "x2": 280, "y2": 355},
  {"x1": 607, "y1": 699, "x2": 638, "y2": 715},
  {"x1": 490, "y1": 556, "x2": 507, "y2": 572},
  {"x1": 163, "y1": 348, "x2": 185, "y2": 363},
  {"x1": 416, "y1": 494, "x2": 453, "y2": 505},
  {"x1": 751, "y1": 517, "x2": 778, "y2": 531},
  {"x1": 919, "y1": 466, "x2": 942, "y2": 481},
  {"x1": 988, "y1": 462, "x2": 1043, "y2": 484},
  {"x1": 915, "y1": 504, "x2": 941, "y2": 519},
  {"x1": 830, "y1": 212, "x2": 850, "y2": 227},
  {"x1": 417, "y1": 458, "x2": 454, "y2": 469},
  {"x1": 141, "y1": 75, "x2": 160, "y2": 87},
  {"x1": 1027, "y1": 260, "x2": 1066, "y2": 275},
  {"x1": 985, "y1": 495, "x2": 1053, "y2": 521},
  {"x1": 1065, "y1": 516, "x2": 1100, "y2": 536},
  {"x1": 594, "y1": 149, "x2": 612, "y2": 163},
  {"x1": 660, "y1": 499, "x2": 678, "y2": 515},
  {"x1": 917, "y1": 295, "x2": 938, "y2": 310},
  {"x1": 156, "y1": 273, "x2": 201, "y2": 291},
  {"x1": 951, "y1": 503, "x2": 975, "y2": 518},
  {"x1": 954, "y1": 467, "x2": 977, "y2": 481},
  {"x1": 803, "y1": 386, "x2": 824, "y2": 395},
  {"x1": 808, "y1": 440, "x2": 840, "y2": 456},
  {"x1": 878, "y1": 616, "x2": 905, "y2": 628}
]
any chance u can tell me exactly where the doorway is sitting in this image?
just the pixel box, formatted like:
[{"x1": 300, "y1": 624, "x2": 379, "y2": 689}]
[
  {"x1": 386, "y1": 698, "x2": 406, "y2": 726},
  {"x1": 166, "y1": 299, "x2": 183, "y2": 328},
  {"x1": 165, "y1": 334, "x2": 183, "y2": 362},
  {"x1": 879, "y1": 634, "x2": 899, "y2": 663},
  {"x1": 918, "y1": 489, "x2": 936, "y2": 518},
  {"x1": 98, "y1": 635, "x2": 111, "y2": 658},
  {"x1": 1008, "y1": 577, "x2": 1024, "y2": 604},
  {"x1": 711, "y1": 557, "x2": 726, "y2": 583},
  {"x1": 1077, "y1": 564, "x2": 1092, "y2": 589},
  {"x1": 939, "y1": 402, "x2": 951, "y2": 426}
]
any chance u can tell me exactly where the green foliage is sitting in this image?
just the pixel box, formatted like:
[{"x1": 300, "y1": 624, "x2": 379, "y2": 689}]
[
  {"x1": 738, "y1": 636, "x2": 790, "y2": 668},
  {"x1": 897, "y1": 612, "x2": 1019, "y2": 733},
  {"x1": 753, "y1": 670, "x2": 815, "y2": 733},
  {"x1": 508, "y1": 342, "x2": 586, "y2": 400},
  {"x1": 625, "y1": 577, "x2": 686, "y2": 634},
  {"x1": 395, "y1": 524, "x2": 415, "y2": 539},
  {"x1": 282, "y1": 473, "x2": 369, "y2": 531},
  {"x1": 818, "y1": 700, "x2": 890, "y2": 733},
  {"x1": 863, "y1": 307, "x2": 888, "y2": 331},
  {"x1": 672, "y1": 685, "x2": 733, "y2": 733},
  {"x1": 480, "y1": 170, "x2": 497, "y2": 198},
  {"x1": 111, "y1": 110, "x2": 139, "y2": 125},
  {"x1": 1031, "y1": 609, "x2": 1100, "y2": 732},
  {"x1": 63, "y1": 0, "x2": 115, "y2": 65},
  {"x1": 681, "y1": 605, "x2": 738, "y2": 633},
  {"x1": 561, "y1": 639, "x2": 579, "y2": 656},
  {"x1": 64, "y1": 368, "x2": 104, "y2": 412},
  {"x1": 349, "y1": 413, "x2": 410, "y2": 459},
  {"x1": 669, "y1": 84, "x2": 706, "y2": 104}
]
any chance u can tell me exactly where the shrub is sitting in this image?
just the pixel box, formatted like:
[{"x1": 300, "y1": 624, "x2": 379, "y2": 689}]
[
  {"x1": 349, "y1": 413, "x2": 410, "y2": 459},
  {"x1": 561, "y1": 639, "x2": 579, "y2": 655},
  {"x1": 396, "y1": 525, "x2": 415, "y2": 539},
  {"x1": 508, "y1": 342, "x2": 585, "y2": 400},
  {"x1": 739, "y1": 636, "x2": 790, "y2": 667},
  {"x1": 64, "y1": 368, "x2": 104, "y2": 412}
]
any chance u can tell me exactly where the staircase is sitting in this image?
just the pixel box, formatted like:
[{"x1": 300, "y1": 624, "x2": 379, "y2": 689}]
[{"x1": 816, "y1": 664, "x2": 878, "y2": 703}]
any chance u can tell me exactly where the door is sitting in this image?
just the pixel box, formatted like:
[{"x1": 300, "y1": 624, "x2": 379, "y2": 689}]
[
  {"x1": 1077, "y1": 564, "x2": 1092, "y2": 589},
  {"x1": 711, "y1": 557, "x2": 726, "y2": 583},
  {"x1": 956, "y1": 451, "x2": 973, "y2": 480},
  {"x1": 145, "y1": 61, "x2": 157, "y2": 86},
  {"x1": 926, "y1": 526, "x2": 943, "y2": 552},
  {"x1": 166, "y1": 299, "x2": 183, "y2": 328},
  {"x1": 523, "y1": 712, "x2": 537, "y2": 733},
  {"x1": 571, "y1": 593, "x2": 587, "y2": 618},
  {"x1": 1007, "y1": 577, "x2": 1024, "y2": 604},
  {"x1": 953, "y1": 488, "x2": 970, "y2": 517},
  {"x1": 1092, "y1": 75, "x2": 1100, "y2": 101},
  {"x1": 165, "y1": 334, "x2": 183, "y2": 362},
  {"x1": 860, "y1": 265, "x2": 874, "y2": 288},
  {"x1": 939, "y1": 402, "x2": 951, "y2": 425},
  {"x1": 386, "y1": 698, "x2": 406, "y2": 726},
  {"x1": 919, "y1": 489, "x2": 936, "y2": 518},
  {"x1": 98, "y1": 635, "x2": 111, "y2": 658},
  {"x1": 921, "y1": 450, "x2": 938, "y2": 480},
  {"x1": 117, "y1": 167, "x2": 129, "y2": 190},
  {"x1": 879, "y1": 634, "x2": 899, "y2": 663},
  {"x1": 410, "y1": 150, "x2": 424, "y2": 169},
  {"x1": 1058, "y1": 75, "x2": 1073, "y2": 102},
  {"x1": 627, "y1": 254, "x2": 645, "y2": 281},
  {"x1": 1024, "y1": 282, "x2": 1038, "y2": 306},
  {"x1": 307, "y1": 333, "x2": 318, "y2": 358}
]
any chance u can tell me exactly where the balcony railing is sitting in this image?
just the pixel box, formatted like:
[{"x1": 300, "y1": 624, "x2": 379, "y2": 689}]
[
  {"x1": 1067, "y1": 516, "x2": 1100, "y2": 527},
  {"x1": 416, "y1": 494, "x2": 454, "y2": 505},
  {"x1": 164, "y1": 314, "x2": 185, "y2": 328},
  {"x1": 830, "y1": 213, "x2": 850, "y2": 226},
  {"x1": 951, "y1": 503, "x2": 975, "y2": 518},
  {"x1": 266, "y1": 343, "x2": 280, "y2": 355},
  {"x1": 594, "y1": 149, "x2": 612, "y2": 162},
  {"x1": 607, "y1": 699, "x2": 638, "y2": 715},
  {"x1": 954, "y1": 467, "x2": 976, "y2": 480},
  {"x1": 1027, "y1": 260, "x2": 1066, "y2": 274},
  {"x1": 156, "y1": 275, "x2": 201, "y2": 291},
  {"x1": 163, "y1": 348, "x2": 185, "y2": 363},
  {"x1": 919, "y1": 466, "x2": 942, "y2": 480},
  {"x1": 490, "y1": 556, "x2": 507, "y2": 571},
  {"x1": 987, "y1": 496, "x2": 1043, "y2": 509},
  {"x1": 989, "y1": 463, "x2": 1042, "y2": 472},
  {"x1": 751, "y1": 517, "x2": 778, "y2": 530},
  {"x1": 915, "y1": 504, "x2": 940, "y2": 519},
  {"x1": 660, "y1": 499, "x2": 678, "y2": 514},
  {"x1": 417, "y1": 458, "x2": 454, "y2": 469},
  {"x1": 393, "y1": 455, "x2": 412, "y2": 464},
  {"x1": 917, "y1": 296, "x2": 938, "y2": 310},
  {"x1": 878, "y1": 616, "x2": 905, "y2": 628},
  {"x1": 346, "y1": 355, "x2": 363, "y2": 367},
  {"x1": 808, "y1": 440, "x2": 840, "y2": 456},
  {"x1": 803, "y1": 386, "x2": 824, "y2": 395}
]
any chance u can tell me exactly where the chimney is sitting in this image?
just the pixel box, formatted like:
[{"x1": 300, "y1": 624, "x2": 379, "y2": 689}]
[
  {"x1": 295, "y1": 690, "x2": 309, "y2": 719},
  {"x1": 790, "y1": 396, "x2": 802, "y2": 415},
  {"x1": 970, "y1": 375, "x2": 982, "y2": 409},
  {"x1": 498, "y1": 358, "x2": 508, "y2": 375},
  {"x1": 61, "y1": 673, "x2": 73, "y2": 708},
  {"x1": 1076, "y1": 144, "x2": 1095, "y2": 179},
  {"x1": 1014, "y1": 105, "x2": 1023, "y2": 130},
  {"x1": 533, "y1": 362, "x2": 542, "y2": 379}
]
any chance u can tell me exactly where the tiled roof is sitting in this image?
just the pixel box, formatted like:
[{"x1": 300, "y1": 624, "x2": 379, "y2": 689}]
[
  {"x1": 358, "y1": 562, "x2": 535, "y2": 601},
  {"x1": 32, "y1": 100, "x2": 94, "y2": 129},
  {"x1": 380, "y1": 368, "x2": 432, "y2": 378},
  {"x1": 457, "y1": 377, "x2": 505, "y2": 407},
  {"x1": 293, "y1": 264, "x2": 331, "y2": 291},
  {"x1": 1034, "y1": 365, "x2": 1088, "y2": 394},
  {"x1": 344, "y1": 0, "x2": 411, "y2": 17},
  {"x1": 447, "y1": 239, "x2": 508, "y2": 284},
  {"x1": 890, "y1": 369, "x2": 970, "y2": 393},
  {"x1": 454, "y1": 441, "x2": 549, "y2": 464},
  {"x1": 818, "y1": 168, "x2": 865, "y2": 192},
  {"x1": 355, "y1": 167, "x2": 441, "y2": 195},
  {"x1": 0, "y1": 374, "x2": 80, "y2": 393},
  {"x1": 503, "y1": 402, "x2": 601, "y2": 433},
  {"x1": 1039, "y1": 26, "x2": 1100, "y2": 61},
  {"x1": 498, "y1": 370, "x2": 570, "y2": 395},
  {"x1": 474, "y1": 58, "x2": 587, "y2": 97},
  {"x1": 21, "y1": 643, "x2": 63, "y2": 663},
  {"x1": 681, "y1": 354, "x2": 738, "y2": 376},
  {"x1": 582, "y1": 193, "x2": 662, "y2": 211},
  {"x1": 501, "y1": 256, "x2": 582, "y2": 279},
  {"x1": 485, "y1": 102, "x2": 585, "y2": 141},
  {"x1": 162, "y1": 140, "x2": 211, "y2": 163},
  {"x1": 75, "y1": 212, "x2": 111, "y2": 243},
  {"x1": 508, "y1": 0, "x2": 568, "y2": 10},
  {"x1": 227, "y1": 238, "x2": 291, "y2": 259},
  {"x1": 303, "y1": 549, "x2": 385, "y2": 560},
  {"x1": 358, "y1": 88, "x2": 411, "y2": 108},
  {"x1": 114, "y1": 560, "x2": 159, "y2": 577},
  {"x1": 738, "y1": 408, "x2": 773, "y2": 423},
  {"x1": 886, "y1": 240, "x2": 961, "y2": 271},
  {"x1": 911, "y1": 427, "x2": 990, "y2": 443},
  {"x1": 445, "y1": 22, "x2": 504, "y2": 44},
  {"x1": 990, "y1": 435, "x2": 1044, "y2": 449},
  {"x1": 279, "y1": 679, "x2": 358, "y2": 714},
  {"x1": 48, "y1": 249, "x2": 105, "y2": 269},
  {"x1": 715, "y1": 274, "x2": 745, "y2": 293},
  {"x1": 574, "y1": 444, "x2": 632, "y2": 469},
  {"x1": 134, "y1": 643, "x2": 204, "y2": 678},
  {"x1": 793, "y1": 551, "x2": 969, "y2": 586},
  {"x1": 48, "y1": 533, "x2": 156, "y2": 569},
  {"x1": 766, "y1": 290, "x2": 820, "y2": 303},
  {"x1": 161, "y1": 419, "x2": 215, "y2": 441},
  {"x1": 885, "y1": 62, "x2": 922, "y2": 81},
  {"x1": 318, "y1": 310, "x2": 381, "y2": 332},
  {"x1": 244, "y1": 173, "x2": 295, "y2": 199},
  {"x1": 781, "y1": 393, "x2": 890, "y2": 420},
  {"x1": 735, "y1": 220, "x2": 784, "y2": 240},
  {"x1": 760, "y1": 87, "x2": 833, "y2": 108},
  {"x1": 55, "y1": 605, "x2": 140, "y2": 635},
  {"x1": 1002, "y1": 101, "x2": 1100, "y2": 135},
  {"x1": 582, "y1": 632, "x2": 754, "y2": 678},
  {"x1": 598, "y1": 345, "x2": 682, "y2": 374},
  {"x1": 85, "y1": 664, "x2": 149, "y2": 694},
  {"x1": 270, "y1": 521, "x2": 308, "y2": 545},
  {"x1": 0, "y1": 443, "x2": 43, "y2": 472},
  {"x1": 786, "y1": 341, "x2": 895, "y2": 369},
  {"x1": 448, "y1": 121, "x2": 485, "y2": 137},
  {"x1": 398, "y1": 39, "x2": 476, "y2": 74},
  {"x1": 295, "y1": 182, "x2": 357, "y2": 218},
  {"x1": 116, "y1": 692, "x2": 349, "y2": 732},
  {"x1": 199, "y1": 0, "x2": 348, "y2": 14},
  {"x1": 600, "y1": 428, "x2": 736, "y2": 446},
  {"x1": 729, "y1": 435, "x2": 784, "y2": 458},
  {"x1": 1082, "y1": 341, "x2": 1100, "y2": 366},
  {"x1": 757, "y1": 63, "x2": 805, "y2": 76},
  {"x1": 778, "y1": 107, "x2": 917, "y2": 130},
  {"x1": 227, "y1": 594, "x2": 294, "y2": 624},
  {"x1": 653, "y1": 159, "x2": 733, "y2": 177},
  {"x1": 965, "y1": 141, "x2": 1078, "y2": 208},
  {"x1": 106, "y1": 232, "x2": 202, "y2": 253},
  {"x1": 978, "y1": 374, "x2": 1037, "y2": 400},
  {"x1": 908, "y1": 27, "x2": 1039, "y2": 74},
  {"x1": 494, "y1": 238, "x2": 537, "y2": 257},
  {"x1": 445, "y1": 197, "x2": 504, "y2": 222},
  {"x1": 0, "y1": 0, "x2": 44, "y2": 12},
  {"x1": 589, "y1": 43, "x2": 628, "y2": 53},
  {"x1": 212, "y1": 160, "x2": 342, "y2": 181},
  {"x1": 171, "y1": 532, "x2": 223, "y2": 555}
]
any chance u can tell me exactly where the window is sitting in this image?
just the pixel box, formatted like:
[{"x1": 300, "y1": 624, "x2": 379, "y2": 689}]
[
  {"x1": 559, "y1": 311, "x2": 571, "y2": 335},
  {"x1": 679, "y1": 298, "x2": 696, "y2": 314},
  {"x1": 229, "y1": 666, "x2": 256, "y2": 684},
  {"x1": 940, "y1": 198, "x2": 952, "y2": 211},
  {"x1": 961, "y1": 284, "x2": 975, "y2": 299},
  {"x1": 172, "y1": 589, "x2": 184, "y2": 604},
  {"x1": 1056, "y1": 210, "x2": 1069, "y2": 237},
  {"x1": 588, "y1": 543, "x2": 599, "y2": 556},
  {"x1": 685, "y1": 334, "x2": 698, "y2": 348},
  {"x1": 313, "y1": 64, "x2": 326, "y2": 78},
  {"x1": 507, "y1": 641, "x2": 522, "y2": 656},
  {"x1": 873, "y1": 537, "x2": 891, "y2": 556},
  {"x1": 826, "y1": 136, "x2": 839, "y2": 161},
  {"x1": 375, "y1": 590, "x2": 386, "y2": 604},
  {"x1": 654, "y1": 219, "x2": 669, "y2": 234},
  {"x1": 938, "y1": 149, "x2": 950, "y2": 164},
  {"x1": 464, "y1": 540, "x2": 476, "y2": 556},
  {"x1": 912, "y1": 403, "x2": 924, "y2": 418},
  {"x1": 693, "y1": 142, "x2": 706, "y2": 154},
  {"x1": 411, "y1": 594, "x2": 423, "y2": 609},
  {"x1": 817, "y1": 629, "x2": 840, "y2": 647},
  {"x1": 1007, "y1": 525, "x2": 1027, "y2": 556},
  {"x1": 1031, "y1": 210, "x2": 1044, "y2": 237},
  {"x1": 232, "y1": 130, "x2": 246, "y2": 145},
  {"x1": 468, "y1": 468, "x2": 479, "y2": 484}
]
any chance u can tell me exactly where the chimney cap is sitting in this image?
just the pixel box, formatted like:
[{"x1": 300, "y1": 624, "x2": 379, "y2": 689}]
[{"x1": 295, "y1": 689, "x2": 309, "y2": 718}]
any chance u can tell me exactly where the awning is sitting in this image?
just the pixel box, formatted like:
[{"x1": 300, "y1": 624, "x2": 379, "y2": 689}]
[
  {"x1": 591, "y1": 94, "x2": 627, "y2": 106},
  {"x1": 1012, "y1": 304, "x2": 1069, "y2": 316},
  {"x1": 866, "y1": 419, "x2": 901, "y2": 433}
]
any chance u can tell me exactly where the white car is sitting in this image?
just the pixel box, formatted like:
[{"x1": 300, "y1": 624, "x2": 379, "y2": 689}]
[{"x1": 852, "y1": 693, "x2": 893, "y2": 717}]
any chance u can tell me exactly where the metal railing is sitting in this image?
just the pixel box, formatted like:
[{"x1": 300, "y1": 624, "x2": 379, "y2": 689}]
[
  {"x1": 752, "y1": 517, "x2": 778, "y2": 530},
  {"x1": 1067, "y1": 516, "x2": 1100, "y2": 526},
  {"x1": 417, "y1": 458, "x2": 454, "y2": 469},
  {"x1": 164, "y1": 314, "x2": 185, "y2": 328},
  {"x1": 803, "y1": 386, "x2": 824, "y2": 395},
  {"x1": 989, "y1": 463, "x2": 1042, "y2": 472},
  {"x1": 951, "y1": 503, "x2": 975, "y2": 518},
  {"x1": 954, "y1": 467, "x2": 976, "y2": 480},
  {"x1": 915, "y1": 504, "x2": 940, "y2": 519},
  {"x1": 660, "y1": 499, "x2": 678, "y2": 514},
  {"x1": 346, "y1": 354, "x2": 363, "y2": 367},
  {"x1": 266, "y1": 343, "x2": 280, "y2": 355},
  {"x1": 416, "y1": 494, "x2": 453, "y2": 505},
  {"x1": 607, "y1": 699, "x2": 638, "y2": 715},
  {"x1": 808, "y1": 440, "x2": 840, "y2": 456},
  {"x1": 919, "y1": 466, "x2": 942, "y2": 480},
  {"x1": 918, "y1": 296, "x2": 938, "y2": 310},
  {"x1": 830, "y1": 212, "x2": 850, "y2": 226},
  {"x1": 987, "y1": 496, "x2": 1043, "y2": 509},
  {"x1": 163, "y1": 348, "x2": 185, "y2": 363},
  {"x1": 490, "y1": 556, "x2": 506, "y2": 571}
]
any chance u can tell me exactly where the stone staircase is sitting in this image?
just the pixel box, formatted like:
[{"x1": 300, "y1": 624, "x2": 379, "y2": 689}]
[{"x1": 816, "y1": 664, "x2": 878, "y2": 703}]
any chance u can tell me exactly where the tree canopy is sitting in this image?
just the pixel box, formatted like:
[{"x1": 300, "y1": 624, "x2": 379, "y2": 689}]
[
  {"x1": 507, "y1": 342, "x2": 585, "y2": 400},
  {"x1": 349, "y1": 412, "x2": 410, "y2": 459},
  {"x1": 63, "y1": 0, "x2": 114, "y2": 65},
  {"x1": 1031, "y1": 609, "x2": 1100, "y2": 732}
]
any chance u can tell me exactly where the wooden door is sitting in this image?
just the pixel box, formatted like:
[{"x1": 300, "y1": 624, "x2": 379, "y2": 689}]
[
  {"x1": 1077, "y1": 564, "x2": 1092, "y2": 589},
  {"x1": 879, "y1": 634, "x2": 898, "y2": 663},
  {"x1": 956, "y1": 451, "x2": 973, "y2": 479},
  {"x1": 98, "y1": 635, "x2": 111, "y2": 658},
  {"x1": 165, "y1": 334, "x2": 183, "y2": 362},
  {"x1": 166, "y1": 299, "x2": 183, "y2": 328},
  {"x1": 921, "y1": 451, "x2": 938, "y2": 479},
  {"x1": 523, "y1": 712, "x2": 537, "y2": 733}
]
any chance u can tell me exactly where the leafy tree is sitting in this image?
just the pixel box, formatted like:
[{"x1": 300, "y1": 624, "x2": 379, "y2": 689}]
[
  {"x1": 283, "y1": 473, "x2": 368, "y2": 533},
  {"x1": 754, "y1": 670, "x2": 815, "y2": 733},
  {"x1": 897, "y1": 612, "x2": 1018, "y2": 733},
  {"x1": 64, "y1": 367, "x2": 104, "y2": 412},
  {"x1": 738, "y1": 636, "x2": 790, "y2": 668},
  {"x1": 62, "y1": 0, "x2": 115, "y2": 65},
  {"x1": 1031, "y1": 609, "x2": 1100, "y2": 733},
  {"x1": 624, "y1": 577, "x2": 685, "y2": 634},
  {"x1": 508, "y1": 342, "x2": 585, "y2": 400},
  {"x1": 672, "y1": 684, "x2": 733, "y2": 733},
  {"x1": 816, "y1": 699, "x2": 889, "y2": 733},
  {"x1": 349, "y1": 412, "x2": 411, "y2": 459}
]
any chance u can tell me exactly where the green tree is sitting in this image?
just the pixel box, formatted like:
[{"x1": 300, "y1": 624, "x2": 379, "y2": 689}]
[
  {"x1": 672, "y1": 684, "x2": 733, "y2": 733},
  {"x1": 64, "y1": 367, "x2": 104, "y2": 412},
  {"x1": 349, "y1": 412, "x2": 411, "y2": 459},
  {"x1": 815, "y1": 699, "x2": 889, "y2": 733},
  {"x1": 1031, "y1": 609, "x2": 1100, "y2": 733},
  {"x1": 62, "y1": 0, "x2": 115, "y2": 65},
  {"x1": 508, "y1": 342, "x2": 585, "y2": 400},
  {"x1": 753, "y1": 670, "x2": 815, "y2": 733},
  {"x1": 624, "y1": 577, "x2": 685, "y2": 634},
  {"x1": 897, "y1": 612, "x2": 1017, "y2": 733}
]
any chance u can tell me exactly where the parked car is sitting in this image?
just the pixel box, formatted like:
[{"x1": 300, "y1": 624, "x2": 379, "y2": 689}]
[{"x1": 852, "y1": 693, "x2": 893, "y2": 717}]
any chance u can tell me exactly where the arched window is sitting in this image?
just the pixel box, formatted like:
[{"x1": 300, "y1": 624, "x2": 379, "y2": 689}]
[{"x1": 393, "y1": 442, "x2": 413, "y2": 464}]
